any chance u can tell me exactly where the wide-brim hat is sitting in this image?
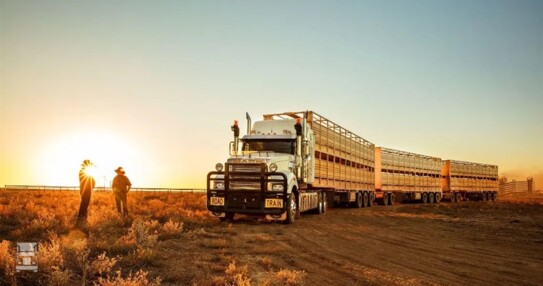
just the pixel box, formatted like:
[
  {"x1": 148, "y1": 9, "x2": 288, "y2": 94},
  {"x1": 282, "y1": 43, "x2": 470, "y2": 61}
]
[{"x1": 114, "y1": 167, "x2": 125, "y2": 174}]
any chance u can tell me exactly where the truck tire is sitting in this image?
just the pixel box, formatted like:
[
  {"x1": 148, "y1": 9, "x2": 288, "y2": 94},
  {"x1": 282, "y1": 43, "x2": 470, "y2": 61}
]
[
  {"x1": 492, "y1": 192, "x2": 497, "y2": 201},
  {"x1": 284, "y1": 195, "x2": 297, "y2": 224},
  {"x1": 429, "y1": 192, "x2": 435, "y2": 204},
  {"x1": 422, "y1": 192, "x2": 428, "y2": 204},
  {"x1": 220, "y1": 213, "x2": 235, "y2": 222},
  {"x1": 356, "y1": 192, "x2": 364, "y2": 208},
  {"x1": 315, "y1": 193, "x2": 322, "y2": 214},
  {"x1": 435, "y1": 193, "x2": 442, "y2": 203},
  {"x1": 368, "y1": 192, "x2": 374, "y2": 207},
  {"x1": 456, "y1": 193, "x2": 462, "y2": 202},
  {"x1": 382, "y1": 193, "x2": 389, "y2": 206},
  {"x1": 482, "y1": 192, "x2": 488, "y2": 202},
  {"x1": 450, "y1": 193, "x2": 456, "y2": 203},
  {"x1": 322, "y1": 192, "x2": 327, "y2": 213},
  {"x1": 363, "y1": 192, "x2": 369, "y2": 208},
  {"x1": 389, "y1": 193, "x2": 396, "y2": 205}
]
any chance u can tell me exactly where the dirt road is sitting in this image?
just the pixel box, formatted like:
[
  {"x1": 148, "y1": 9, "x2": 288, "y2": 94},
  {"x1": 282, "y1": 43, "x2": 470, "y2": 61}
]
[{"x1": 154, "y1": 201, "x2": 543, "y2": 285}]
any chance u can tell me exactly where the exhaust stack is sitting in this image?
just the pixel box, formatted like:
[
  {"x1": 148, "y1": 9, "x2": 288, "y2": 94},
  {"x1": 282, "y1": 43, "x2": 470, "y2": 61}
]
[
  {"x1": 246, "y1": 112, "x2": 252, "y2": 135},
  {"x1": 294, "y1": 118, "x2": 303, "y2": 179}
]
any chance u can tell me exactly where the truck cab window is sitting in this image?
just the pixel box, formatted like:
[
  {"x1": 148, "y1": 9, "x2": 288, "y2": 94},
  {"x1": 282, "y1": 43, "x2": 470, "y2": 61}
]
[{"x1": 242, "y1": 140, "x2": 295, "y2": 154}]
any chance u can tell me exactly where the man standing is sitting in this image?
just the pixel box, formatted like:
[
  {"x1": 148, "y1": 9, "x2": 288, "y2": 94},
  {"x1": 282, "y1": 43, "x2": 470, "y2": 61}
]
[
  {"x1": 112, "y1": 167, "x2": 132, "y2": 217},
  {"x1": 77, "y1": 159, "x2": 96, "y2": 224}
]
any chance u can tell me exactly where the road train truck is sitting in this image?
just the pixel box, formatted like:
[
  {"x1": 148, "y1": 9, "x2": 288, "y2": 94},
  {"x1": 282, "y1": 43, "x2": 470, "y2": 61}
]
[{"x1": 207, "y1": 111, "x2": 376, "y2": 223}]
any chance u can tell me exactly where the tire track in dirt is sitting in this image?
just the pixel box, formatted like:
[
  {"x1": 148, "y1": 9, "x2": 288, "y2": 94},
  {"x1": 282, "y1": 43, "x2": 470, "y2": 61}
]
[
  {"x1": 156, "y1": 202, "x2": 543, "y2": 285},
  {"x1": 262, "y1": 204, "x2": 543, "y2": 286}
]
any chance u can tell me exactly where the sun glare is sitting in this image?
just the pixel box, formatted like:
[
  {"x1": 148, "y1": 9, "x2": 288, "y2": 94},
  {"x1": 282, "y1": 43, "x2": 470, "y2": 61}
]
[
  {"x1": 36, "y1": 131, "x2": 145, "y2": 187},
  {"x1": 83, "y1": 165, "x2": 98, "y2": 178}
]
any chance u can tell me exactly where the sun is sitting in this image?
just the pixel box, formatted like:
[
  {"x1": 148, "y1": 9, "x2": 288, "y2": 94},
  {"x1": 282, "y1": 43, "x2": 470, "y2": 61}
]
[{"x1": 35, "y1": 131, "x2": 144, "y2": 187}]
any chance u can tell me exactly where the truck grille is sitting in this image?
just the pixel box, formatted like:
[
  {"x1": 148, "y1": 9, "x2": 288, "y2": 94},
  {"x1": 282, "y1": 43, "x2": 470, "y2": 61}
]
[
  {"x1": 227, "y1": 163, "x2": 264, "y2": 191},
  {"x1": 229, "y1": 181, "x2": 261, "y2": 190},
  {"x1": 229, "y1": 164, "x2": 263, "y2": 173}
]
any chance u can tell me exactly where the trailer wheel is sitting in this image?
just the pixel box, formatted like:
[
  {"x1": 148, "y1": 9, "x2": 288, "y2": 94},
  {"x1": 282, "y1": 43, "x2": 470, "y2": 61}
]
[
  {"x1": 456, "y1": 193, "x2": 462, "y2": 202},
  {"x1": 316, "y1": 192, "x2": 324, "y2": 214},
  {"x1": 429, "y1": 192, "x2": 435, "y2": 204},
  {"x1": 482, "y1": 192, "x2": 488, "y2": 202},
  {"x1": 368, "y1": 192, "x2": 374, "y2": 207},
  {"x1": 284, "y1": 195, "x2": 297, "y2": 224},
  {"x1": 355, "y1": 192, "x2": 364, "y2": 208},
  {"x1": 492, "y1": 192, "x2": 497, "y2": 201},
  {"x1": 422, "y1": 192, "x2": 428, "y2": 204},
  {"x1": 322, "y1": 192, "x2": 327, "y2": 213},
  {"x1": 382, "y1": 193, "x2": 389, "y2": 206},
  {"x1": 389, "y1": 193, "x2": 396, "y2": 205},
  {"x1": 363, "y1": 192, "x2": 369, "y2": 208},
  {"x1": 435, "y1": 193, "x2": 442, "y2": 203}
]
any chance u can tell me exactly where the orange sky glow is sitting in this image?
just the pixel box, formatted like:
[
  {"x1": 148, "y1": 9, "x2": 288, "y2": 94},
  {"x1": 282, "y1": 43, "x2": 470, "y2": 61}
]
[{"x1": 1, "y1": 1, "x2": 542, "y2": 189}]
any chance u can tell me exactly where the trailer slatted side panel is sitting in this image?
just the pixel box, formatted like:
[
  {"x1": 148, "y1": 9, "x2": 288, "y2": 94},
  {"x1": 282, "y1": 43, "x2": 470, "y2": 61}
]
[
  {"x1": 375, "y1": 147, "x2": 442, "y2": 192},
  {"x1": 308, "y1": 112, "x2": 375, "y2": 191},
  {"x1": 442, "y1": 160, "x2": 498, "y2": 192}
]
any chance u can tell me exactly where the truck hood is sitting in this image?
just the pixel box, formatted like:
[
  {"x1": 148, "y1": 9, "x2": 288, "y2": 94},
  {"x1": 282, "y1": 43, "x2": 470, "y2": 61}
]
[{"x1": 227, "y1": 152, "x2": 294, "y2": 172}]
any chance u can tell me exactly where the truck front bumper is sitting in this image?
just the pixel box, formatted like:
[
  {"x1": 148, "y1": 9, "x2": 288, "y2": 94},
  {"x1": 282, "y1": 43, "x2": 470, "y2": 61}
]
[{"x1": 206, "y1": 163, "x2": 289, "y2": 216}]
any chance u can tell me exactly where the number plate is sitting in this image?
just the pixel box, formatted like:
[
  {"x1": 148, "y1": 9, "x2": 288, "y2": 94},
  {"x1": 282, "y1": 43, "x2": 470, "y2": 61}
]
[
  {"x1": 265, "y1": 198, "x2": 283, "y2": 208},
  {"x1": 210, "y1": 197, "x2": 225, "y2": 206}
]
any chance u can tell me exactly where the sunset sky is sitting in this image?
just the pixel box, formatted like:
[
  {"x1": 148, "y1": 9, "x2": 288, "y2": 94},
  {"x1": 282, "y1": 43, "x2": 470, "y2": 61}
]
[{"x1": 1, "y1": 0, "x2": 542, "y2": 189}]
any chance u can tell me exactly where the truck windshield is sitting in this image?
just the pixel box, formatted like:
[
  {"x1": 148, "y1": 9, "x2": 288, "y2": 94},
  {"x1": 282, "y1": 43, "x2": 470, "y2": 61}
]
[{"x1": 242, "y1": 140, "x2": 295, "y2": 154}]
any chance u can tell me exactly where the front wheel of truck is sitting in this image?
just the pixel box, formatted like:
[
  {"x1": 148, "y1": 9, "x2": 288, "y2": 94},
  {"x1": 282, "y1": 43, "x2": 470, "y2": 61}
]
[
  {"x1": 284, "y1": 195, "x2": 297, "y2": 224},
  {"x1": 220, "y1": 213, "x2": 235, "y2": 222}
]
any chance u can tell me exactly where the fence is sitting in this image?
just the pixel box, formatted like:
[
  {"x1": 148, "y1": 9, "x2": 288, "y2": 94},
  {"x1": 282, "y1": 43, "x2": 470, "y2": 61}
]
[{"x1": 2, "y1": 185, "x2": 206, "y2": 194}]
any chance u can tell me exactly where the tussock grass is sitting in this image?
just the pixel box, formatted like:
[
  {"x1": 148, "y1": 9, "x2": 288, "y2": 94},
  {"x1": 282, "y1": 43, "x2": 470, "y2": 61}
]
[
  {"x1": 0, "y1": 191, "x2": 307, "y2": 285},
  {"x1": 0, "y1": 191, "x2": 210, "y2": 285}
]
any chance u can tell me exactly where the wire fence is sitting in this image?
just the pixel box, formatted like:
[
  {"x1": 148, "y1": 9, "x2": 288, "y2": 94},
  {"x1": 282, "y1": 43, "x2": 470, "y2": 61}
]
[{"x1": 1, "y1": 185, "x2": 206, "y2": 194}]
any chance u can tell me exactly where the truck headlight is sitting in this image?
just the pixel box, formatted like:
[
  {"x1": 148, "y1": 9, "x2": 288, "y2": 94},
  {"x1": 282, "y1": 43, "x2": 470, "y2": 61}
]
[
  {"x1": 271, "y1": 184, "x2": 284, "y2": 191},
  {"x1": 214, "y1": 181, "x2": 225, "y2": 190},
  {"x1": 269, "y1": 163, "x2": 278, "y2": 172},
  {"x1": 215, "y1": 163, "x2": 224, "y2": 172}
]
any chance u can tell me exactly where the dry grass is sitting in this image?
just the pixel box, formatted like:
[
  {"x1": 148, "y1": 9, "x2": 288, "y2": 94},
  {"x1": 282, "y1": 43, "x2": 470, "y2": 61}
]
[
  {"x1": 213, "y1": 261, "x2": 251, "y2": 286},
  {"x1": 0, "y1": 240, "x2": 16, "y2": 285},
  {"x1": 273, "y1": 269, "x2": 306, "y2": 286},
  {"x1": 0, "y1": 191, "x2": 209, "y2": 285},
  {"x1": 0, "y1": 190, "x2": 307, "y2": 285}
]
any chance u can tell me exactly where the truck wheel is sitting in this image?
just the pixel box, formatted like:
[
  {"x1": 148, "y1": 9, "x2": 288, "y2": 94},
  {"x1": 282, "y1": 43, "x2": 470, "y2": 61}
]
[
  {"x1": 382, "y1": 193, "x2": 389, "y2": 206},
  {"x1": 429, "y1": 192, "x2": 435, "y2": 204},
  {"x1": 482, "y1": 192, "x2": 488, "y2": 202},
  {"x1": 456, "y1": 193, "x2": 462, "y2": 202},
  {"x1": 389, "y1": 193, "x2": 395, "y2": 205},
  {"x1": 368, "y1": 192, "x2": 374, "y2": 207},
  {"x1": 356, "y1": 192, "x2": 363, "y2": 208},
  {"x1": 284, "y1": 195, "x2": 297, "y2": 224},
  {"x1": 316, "y1": 192, "x2": 324, "y2": 214},
  {"x1": 422, "y1": 193, "x2": 428, "y2": 204},
  {"x1": 435, "y1": 193, "x2": 442, "y2": 203},
  {"x1": 322, "y1": 192, "x2": 327, "y2": 213},
  {"x1": 450, "y1": 193, "x2": 456, "y2": 203},
  {"x1": 220, "y1": 213, "x2": 235, "y2": 222},
  {"x1": 492, "y1": 192, "x2": 497, "y2": 201},
  {"x1": 363, "y1": 192, "x2": 369, "y2": 208}
]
